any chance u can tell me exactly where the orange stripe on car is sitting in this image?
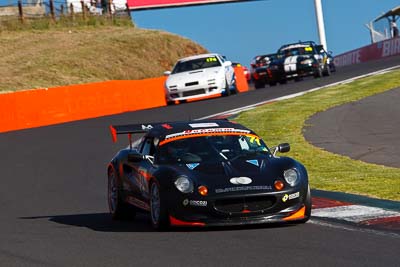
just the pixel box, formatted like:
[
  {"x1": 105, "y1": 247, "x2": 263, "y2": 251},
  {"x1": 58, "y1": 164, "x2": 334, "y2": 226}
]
[
  {"x1": 283, "y1": 206, "x2": 306, "y2": 221},
  {"x1": 169, "y1": 216, "x2": 205, "y2": 227}
]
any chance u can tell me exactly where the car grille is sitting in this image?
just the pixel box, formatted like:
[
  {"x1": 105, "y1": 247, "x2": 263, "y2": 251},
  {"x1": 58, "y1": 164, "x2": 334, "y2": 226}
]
[
  {"x1": 214, "y1": 196, "x2": 276, "y2": 214},
  {"x1": 185, "y1": 81, "x2": 199, "y2": 86},
  {"x1": 183, "y1": 89, "x2": 206, "y2": 97}
]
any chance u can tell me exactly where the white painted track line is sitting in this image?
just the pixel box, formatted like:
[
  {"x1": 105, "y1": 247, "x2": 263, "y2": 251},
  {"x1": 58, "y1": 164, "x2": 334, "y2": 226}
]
[{"x1": 312, "y1": 205, "x2": 400, "y2": 223}]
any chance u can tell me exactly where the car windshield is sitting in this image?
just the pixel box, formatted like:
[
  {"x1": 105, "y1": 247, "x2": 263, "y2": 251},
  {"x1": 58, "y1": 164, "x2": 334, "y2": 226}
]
[
  {"x1": 279, "y1": 46, "x2": 314, "y2": 57},
  {"x1": 156, "y1": 134, "x2": 270, "y2": 164},
  {"x1": 171, "y1": 56, "x2": 222, "y2": 74}
]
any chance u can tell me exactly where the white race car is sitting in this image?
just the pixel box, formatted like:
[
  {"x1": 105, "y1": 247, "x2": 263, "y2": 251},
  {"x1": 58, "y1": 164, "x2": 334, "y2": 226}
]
[{"x1": 164, "y1": 53, "x2": 236, "y2": 103}]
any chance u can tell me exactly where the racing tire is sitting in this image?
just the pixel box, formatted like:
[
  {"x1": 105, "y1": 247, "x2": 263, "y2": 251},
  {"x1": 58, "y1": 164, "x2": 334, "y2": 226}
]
[
  {"x1": 254, "y1": 80, "x2": 265, "y2": 89},
  {"x1": 224, "y1": 79, "x2": 231, "y2": 96},
  {"x1": 108, "y1": 167, "x2": 136, "y2": 220},
  {"x1": 150, "y1": 181, "x2": 170, "y2": 230},
  {"x1": 323, "y1": 64, "x2": 331, "y2": 76},
  {"x1": 314, "y1": 66, "x2": 323, "y2": 78}
]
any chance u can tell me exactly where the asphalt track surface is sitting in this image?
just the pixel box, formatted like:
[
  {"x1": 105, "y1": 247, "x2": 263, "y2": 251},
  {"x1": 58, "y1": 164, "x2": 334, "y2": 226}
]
[
  {"x1": 1, "y1": 56, "x2": 400, "y2": 266},
  {"x1": 304, "y1": 87, "x2": 400, "y2": 168}
]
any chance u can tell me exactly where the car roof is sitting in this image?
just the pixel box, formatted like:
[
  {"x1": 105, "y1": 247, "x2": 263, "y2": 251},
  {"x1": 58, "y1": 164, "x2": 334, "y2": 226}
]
[{"x1": 279, "y1": 41, "x2": 317, "y2": 51}]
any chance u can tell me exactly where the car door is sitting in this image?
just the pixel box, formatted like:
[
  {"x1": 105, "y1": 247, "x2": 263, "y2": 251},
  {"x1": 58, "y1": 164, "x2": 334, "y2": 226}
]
[
  {"x1": 135, "y1": 137, "x2": 156, "y2": 202},
  {"x1": 121, "y1": 137, "x2": 154, "y2": 210}
]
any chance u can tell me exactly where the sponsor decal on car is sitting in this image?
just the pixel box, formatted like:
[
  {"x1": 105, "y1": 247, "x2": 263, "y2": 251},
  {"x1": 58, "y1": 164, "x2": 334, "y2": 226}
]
[
  {"x1": 215, "y1": 185, "x2": 272, "y2": 193},
  {"x1": 162, "y1": 124, "x2": 173, "y2": 129},
  {"x1": 189, "y1": 123, "x2": 219, "y2": 128},
  {"x1": 282, "y1": 192, "x2": 300, "y2": 202},
  {"x1": 164, "y1": 128, "x2": 251, "y2": 139},
  {"x1": 189, "y1": 200, "x2": 207, "y2": 207},
  {"x1": 229, "y1": 177, "x2": 252, "y2": 185},
  {"x1": 141, "y1": 124, "x2": 153, "y2": 130},
  {"x1": 182, "y1": 199, "x2": 207, "y2": 207}
]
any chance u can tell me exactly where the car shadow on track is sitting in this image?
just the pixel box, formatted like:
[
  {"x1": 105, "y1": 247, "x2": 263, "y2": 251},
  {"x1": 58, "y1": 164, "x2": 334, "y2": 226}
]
[
  {"x1": 20, "y1": 212, "x2": 154, "y2": 232},
  {"x1": 20, "y1": 212, "x2": 298, "y2": 232}
]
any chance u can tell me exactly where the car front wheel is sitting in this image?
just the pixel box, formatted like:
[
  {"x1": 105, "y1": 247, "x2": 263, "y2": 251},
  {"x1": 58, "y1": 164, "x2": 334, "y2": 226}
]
[
  {"x1": 323, "y1": 63, "x2": 331, "y2": 76},
  {"x1": 224, "y1": 79, "x2": 231, "y2": 96},
  {"x1": 314, "y1": 66, "x2": 323, "y2": 78}
]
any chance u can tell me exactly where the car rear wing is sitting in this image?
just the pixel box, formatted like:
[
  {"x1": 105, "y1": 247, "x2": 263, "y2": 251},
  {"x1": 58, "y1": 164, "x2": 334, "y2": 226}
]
[
  {"x1": 109, "y1": 123, "x2": 156, "y2": 144},
  {"x1": 109, "y1": 119, "x2": 231, "y2": 144}
]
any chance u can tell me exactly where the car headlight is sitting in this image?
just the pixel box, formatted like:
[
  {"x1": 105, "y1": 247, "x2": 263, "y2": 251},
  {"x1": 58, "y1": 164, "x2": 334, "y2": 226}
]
[
  {"x1": 300, "y1": 59, "x2": 313, "y2": 65},
  {"x1": 283, "y1": 169, "x2": 299, "y2": 187},
  {"x1": 174, "y1": 176, "x2": 194, "y2": 193}
]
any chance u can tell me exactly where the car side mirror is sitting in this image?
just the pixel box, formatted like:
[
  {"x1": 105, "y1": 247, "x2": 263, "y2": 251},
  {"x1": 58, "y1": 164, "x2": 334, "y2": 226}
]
[
  {"x1": 278, "y1": 143, "x2": 290, "y2": 153},
  {"x1": 164, "y1": 71, "x2": 171, "y2": 76},
  {"x1": 273, "y1": 143, "x2": 290, "y2": 156},
  {"x1": 128, "y1": 152, "x2": 144, "y2": 162},
  {"x1": 224, "y1": 61, "x2": 232, "y2": 67}
]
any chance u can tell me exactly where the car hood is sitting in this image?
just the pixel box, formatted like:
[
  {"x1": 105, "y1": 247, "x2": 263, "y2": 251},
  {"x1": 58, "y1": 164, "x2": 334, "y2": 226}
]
[
  {"x1": 166, "y1": 67, "x2": 223, "y2": 86},
  {"x1": 168, "y1": 156, "x2": 297, "y2": 195},
  {"x1": 273, "y1": 55, "x2": 313, "y2": 66}
]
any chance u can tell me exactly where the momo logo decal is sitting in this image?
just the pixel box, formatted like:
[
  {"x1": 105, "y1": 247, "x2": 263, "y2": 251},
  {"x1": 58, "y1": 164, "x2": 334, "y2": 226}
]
[
  {"x1": 189, "y1": 200, "x2": 207, "y2": 207},
  {"x1": 229, "y1": 177, "x2": 252, "y2": 185}
]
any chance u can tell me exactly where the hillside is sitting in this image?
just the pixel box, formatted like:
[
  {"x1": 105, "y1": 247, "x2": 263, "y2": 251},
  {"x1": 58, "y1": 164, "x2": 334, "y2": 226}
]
[{"x1": 0, "y1": 24, "x2": 208, "y2": 92}]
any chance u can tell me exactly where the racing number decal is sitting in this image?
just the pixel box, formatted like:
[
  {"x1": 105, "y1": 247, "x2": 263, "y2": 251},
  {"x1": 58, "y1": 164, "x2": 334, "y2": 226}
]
[
  {"x1": 249, "y1": 136, "x2": 261, "y2": 146},
  {"x1": 206, "y1": 57, "x2": 218, "y2": 62},
  {"x1": 305, "y1": 47, "x2": 313, "y2": 52}
]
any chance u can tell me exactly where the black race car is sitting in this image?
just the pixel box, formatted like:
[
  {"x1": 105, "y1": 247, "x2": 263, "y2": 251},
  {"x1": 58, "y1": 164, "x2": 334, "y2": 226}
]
[
  {"x1": 250, "y1": 53, "x2": 278, "y2": 88},
  {"x1": 107, "y1": 119, "x2": 311, "y2": 230},
  {"x1": 267, "y1": 41, "x2": 332, "y2": 83}
]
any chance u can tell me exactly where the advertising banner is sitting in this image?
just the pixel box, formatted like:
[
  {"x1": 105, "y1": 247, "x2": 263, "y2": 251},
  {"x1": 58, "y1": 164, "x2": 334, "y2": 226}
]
[
  {"x1": 127, "y1": 0, "x2": 250, "y2": 10},
  {"x1": 334, "y1": 37, "x2": 400, "y2": 67}
]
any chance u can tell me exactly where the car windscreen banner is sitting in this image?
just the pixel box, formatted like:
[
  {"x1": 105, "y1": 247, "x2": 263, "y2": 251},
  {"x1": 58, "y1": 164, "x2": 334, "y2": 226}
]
[{"x1": 127, "y1": 0, "x2": 253, "y2": 10}]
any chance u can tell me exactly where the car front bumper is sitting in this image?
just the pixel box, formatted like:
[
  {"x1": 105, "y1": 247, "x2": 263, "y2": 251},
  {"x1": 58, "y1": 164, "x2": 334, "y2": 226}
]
[
  {"x1": 166, "y1": 80, "x2": 225, "y2": 102},
  {"x1": 166, "y1": 189, "x2": 309, "y2": 227}
]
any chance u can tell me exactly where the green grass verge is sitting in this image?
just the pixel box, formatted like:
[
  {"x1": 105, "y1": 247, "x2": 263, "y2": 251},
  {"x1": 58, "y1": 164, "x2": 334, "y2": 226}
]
[{"x1": 235, "y1": 70, "x2": 400, "y2": 201}]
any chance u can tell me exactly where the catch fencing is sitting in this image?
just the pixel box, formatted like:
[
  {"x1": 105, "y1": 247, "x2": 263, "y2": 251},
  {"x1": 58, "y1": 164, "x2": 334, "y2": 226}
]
[{"x1": 0, "y1": 0, "x2": 130, "y2": 23}]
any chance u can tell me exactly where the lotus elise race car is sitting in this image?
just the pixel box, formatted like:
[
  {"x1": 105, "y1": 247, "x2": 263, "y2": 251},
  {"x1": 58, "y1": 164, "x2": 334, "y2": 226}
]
[{"x1": 107, "y1": 119, "x2": 311, "y2": 230}]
